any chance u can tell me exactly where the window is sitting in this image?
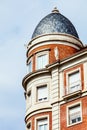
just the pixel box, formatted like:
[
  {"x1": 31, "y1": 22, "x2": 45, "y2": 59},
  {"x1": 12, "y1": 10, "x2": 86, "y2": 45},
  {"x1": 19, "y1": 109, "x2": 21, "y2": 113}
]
[
  {"x1": 27, "y1": 90, "x2": 32, "y2": 107},
  {"x1": 37, "y1": 118, "x2": 48, "y2": 130},
  {"x1": 68, "y1": 71, "x2": 81, "y2": 94},
  {"x1": 68, "y1": 104, "x2": 82, "y2": 125},
  {"x1": 28, "y1": 61, "x2": 32, "y2": 73},
  {"x1": 27, "y1": 122, "x2": 31, "y2": 130},
  {"x1": 37, "y1": 53, "x2": 48, "y2": 69},
  {"x1": 37, "y1": 85, "x2": 48, "y2": 102}
]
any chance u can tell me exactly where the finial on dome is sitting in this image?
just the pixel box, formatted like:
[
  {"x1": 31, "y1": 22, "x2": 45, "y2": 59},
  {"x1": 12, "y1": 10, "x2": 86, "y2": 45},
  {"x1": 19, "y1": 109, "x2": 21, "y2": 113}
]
[{"x1": 52, "y1": 7, "x2": 59, "y2": 13}]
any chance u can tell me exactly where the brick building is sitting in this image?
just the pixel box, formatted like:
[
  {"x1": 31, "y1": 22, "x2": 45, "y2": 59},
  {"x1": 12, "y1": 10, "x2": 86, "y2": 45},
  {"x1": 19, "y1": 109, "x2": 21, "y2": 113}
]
[{"x1": 22, "y1": 8, "x2": 87, "y2": 130}]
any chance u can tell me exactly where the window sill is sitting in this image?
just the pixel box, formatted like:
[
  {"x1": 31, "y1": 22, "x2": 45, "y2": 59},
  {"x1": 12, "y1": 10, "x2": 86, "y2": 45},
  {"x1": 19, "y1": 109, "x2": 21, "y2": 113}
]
[
  {"x1": 67, "y1": 120, "x2": 82, "y2": 127},
  {"x1": 63, "y1": 90, "x2": 82, "y2": 100},
  {"x1": 36, "y1": 99, "x2": 49, "y2": 104}
]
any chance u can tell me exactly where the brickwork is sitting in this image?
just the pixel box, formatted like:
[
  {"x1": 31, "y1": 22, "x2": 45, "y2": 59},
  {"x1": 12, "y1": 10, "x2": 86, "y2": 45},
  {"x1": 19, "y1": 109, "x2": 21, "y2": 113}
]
[
  {"x1": 25, "y1": 111, "x2": 52, "y2": 130},
  {"x1": 22, "y1": 8, "x2": 87, "y2": 130},
  {"x1": 27, "y1": 44, "x2": 77, "y2": 72},
  {"x1": 64, "y1": 64, "x2": 84, "y2": 92},
  {"x1": 60, "y1": 96, "x2": 87, "y2": 130}
]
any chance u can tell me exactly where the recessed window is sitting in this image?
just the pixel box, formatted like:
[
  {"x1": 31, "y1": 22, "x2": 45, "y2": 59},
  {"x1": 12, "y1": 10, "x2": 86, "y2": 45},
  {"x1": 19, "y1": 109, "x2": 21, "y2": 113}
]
[
  {"x1": 28, "y1": 61, "x2": 32, "y2": 73},
  {"x1": 68, "y1": 104, "x2": 82, "y2": 125},
  {"x1": 37, "y1": 85, "x2": 48, "y2": 102},
  {"x1": 27, "y1": 122, "x2": 31, "y2": 130},
  {"x1": 37, "y1": 118, "x2": 48, "y2": 130},
  {"x1": 68, "y1": 71, "x2": 81, "y2": 94},
  {"x1": 27, "y1": 90, "x2": 32, "y2": 107},
  {"x1": 37, "y1": 53, "x2": 48, "y2": 69}
]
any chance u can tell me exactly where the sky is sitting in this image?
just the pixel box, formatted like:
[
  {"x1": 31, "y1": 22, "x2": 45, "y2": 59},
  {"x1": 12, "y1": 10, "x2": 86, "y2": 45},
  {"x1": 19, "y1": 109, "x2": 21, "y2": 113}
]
[{"x1": 0, "y1": 0, "x2": 87, "y2": 130}]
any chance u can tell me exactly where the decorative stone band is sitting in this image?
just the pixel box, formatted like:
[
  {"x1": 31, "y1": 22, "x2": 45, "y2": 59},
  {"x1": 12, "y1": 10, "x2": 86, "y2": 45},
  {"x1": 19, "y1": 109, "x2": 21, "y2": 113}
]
[
  {"x1": 25, "y1": 108, "x2": 52, "y2": 124},
  {"x1": 27, "y1": 33, "x2": 83, "y2": 56},
  {"x1": 22, "y1": 68, "x2": 51, "y2": 90}
]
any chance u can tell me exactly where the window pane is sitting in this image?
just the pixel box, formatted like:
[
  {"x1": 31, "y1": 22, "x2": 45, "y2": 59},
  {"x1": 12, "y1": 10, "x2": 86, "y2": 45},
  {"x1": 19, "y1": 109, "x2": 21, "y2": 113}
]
[
  {"x1": 69, "y1": 71, "x2": 80, "y2": 85},
  {"x1": 44, "y1": 124, "x2": 47, "y2": 130},
  {"x1": 37, "y1": 56, "x2": 42, "y2": 69},
  {"x1": 38, "y1": 119, "x2": 48, "y2": 130},
  {"x1": 68, "y1": 71, "x2": 81, "y2": 93},
  {"x1": 72, "y1": 118, "x2": 76, "y2": 124},
  {"x1": 69, "y1": 104, "x2": 81, "y2": 125},
  {"x1": 29, "y1": 61, "x2": 32, "y2": 72},
  {"x1": 37, "y1": 86, "x2": 48, "y2": 101},
  {"x1": 37, "y1": 54, "x2": 48, "y2": 69},
  {"x1": 77, "y1": 117, "x2": 81, "y2": 121},
  {"x1": 69, "y1": 105, "x2": 80, "y2": 114},
  {"x1": 39, "y1": 125, "x2": 44, "y2": 130},
  {"x1": 42, "y1": 54, "x2": 48, "y2": 68}
]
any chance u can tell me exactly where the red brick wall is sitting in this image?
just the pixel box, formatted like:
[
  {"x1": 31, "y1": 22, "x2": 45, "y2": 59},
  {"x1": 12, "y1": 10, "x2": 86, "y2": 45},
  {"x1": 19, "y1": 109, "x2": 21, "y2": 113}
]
[
  {"x1": 60, "y1": 96, "x2": 87, "y2": 130},
  {"x1": 64, "y1": 64, "x2": 84, "y2": 93},
  {"x1": 27, "y1": 44, "x2": 77, "y2": 72},
  {"x1": 26, "y1": 111, "x2": 52, "y2": 130}
]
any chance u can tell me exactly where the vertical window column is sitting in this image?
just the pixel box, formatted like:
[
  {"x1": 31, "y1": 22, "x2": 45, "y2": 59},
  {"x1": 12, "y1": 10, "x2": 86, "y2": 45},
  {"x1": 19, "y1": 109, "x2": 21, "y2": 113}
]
[
  {"x1": 37, "y1": 85, "x2": 48, "y2": 102},
  {"x1": 37, "y1": 52, "x2": 48, "y2": 70},
  {"x1": 68, "y1": 70, "x2": 81, "y2": 94},
  {"x1": 68, "y1": 103, "x2": 82, "y2": 125},
  {"x1": 37, "y1": 118, "x2": 48, "y2": 130}
]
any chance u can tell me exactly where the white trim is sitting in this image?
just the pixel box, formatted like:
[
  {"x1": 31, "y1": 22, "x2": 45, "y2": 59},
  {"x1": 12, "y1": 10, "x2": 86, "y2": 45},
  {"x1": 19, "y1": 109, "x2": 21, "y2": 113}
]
[
  {"x1": 47, "y1": 56, "x2": 87, "y2": 72},
  {"x1": 25, "y1": 109, "x2": 52, "y2": 120},
  {"x1": 35, "y1": 115, "x2": 49, "y2": 130},
  {"x1": 27, "y1": 57, "x2": 33, "y2": 73},
  {"x1": 83, "y1": 62, "x2": 87, "y2": 90},
  {"x1": 65, "y1": 67, "x2": 81, "y2": 95},
  {"x1": 67, "y1": 101, "x2": 82, "y2": 127},
  {"x1": 36, "y1": 51, "x2": 49, "y2": 70},
  {"x1": 37, "y1": 85, "x2": 48, "y2": 102},
  {"x1": 28, "y1": 34, "x2": 83, "y2": 52},
  {"x1": 28, "y1": 41, "x2": 80, "y2": 54},
  {"x1": 35, "y1": 83, "x2": 49, "y2": 103},
  {"x1": 60, "y1": 52, "x2": 87, "y2": 65}
]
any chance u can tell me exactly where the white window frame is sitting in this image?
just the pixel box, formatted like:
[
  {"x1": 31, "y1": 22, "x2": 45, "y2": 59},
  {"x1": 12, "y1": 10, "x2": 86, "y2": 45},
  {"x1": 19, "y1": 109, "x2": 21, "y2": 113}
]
[
  {"x1": 37, "y1": 118, "x2": 48, "y2": 130},
  {"x1": 67, "y1": 102, "x2": 82, "y2": 127},
  {"x1": 27, "y1": 58, "x2": 33, "y2": 73},
  {"x1": 34, "y1": 79, "x2": 50, "y2": 104},
  {"x1": 35, "y1": 115, "x2": 49, "y2": 130},
  {"x1": 37, "y1": 85, "x2": 48, "y2": 102},
  {"x1": 36, "y1": 51, "x2": 49, "y2": 70},
  {"x1": 66, "y1": 68, "x2": 81, "y2": 94}
]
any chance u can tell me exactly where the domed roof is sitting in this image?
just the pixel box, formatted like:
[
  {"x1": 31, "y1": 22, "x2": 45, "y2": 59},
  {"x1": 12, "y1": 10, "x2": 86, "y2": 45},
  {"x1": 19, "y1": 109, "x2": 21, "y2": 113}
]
[{"x1": 32, "y1": 8, "x2": 79, "y2": 39}]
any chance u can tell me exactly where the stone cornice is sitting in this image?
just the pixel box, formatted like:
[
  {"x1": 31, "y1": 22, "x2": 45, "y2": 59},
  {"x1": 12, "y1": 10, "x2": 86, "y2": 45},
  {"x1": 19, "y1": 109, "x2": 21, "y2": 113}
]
[
  {"x1": 26, "y1": 33, "x2": 83, "y2": 57},
  {"x1": 47, "y1": 47, "x2": 87, "y2": 70},
  {"x1": 22, "y1": 68, "x2": 51, "y2": 90}
]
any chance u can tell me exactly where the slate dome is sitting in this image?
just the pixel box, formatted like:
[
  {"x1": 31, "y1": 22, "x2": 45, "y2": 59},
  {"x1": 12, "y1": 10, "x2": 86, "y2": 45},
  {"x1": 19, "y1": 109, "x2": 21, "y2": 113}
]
[{"x1": 32, "y1": 8, "x2": 79, "y2": 39}]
